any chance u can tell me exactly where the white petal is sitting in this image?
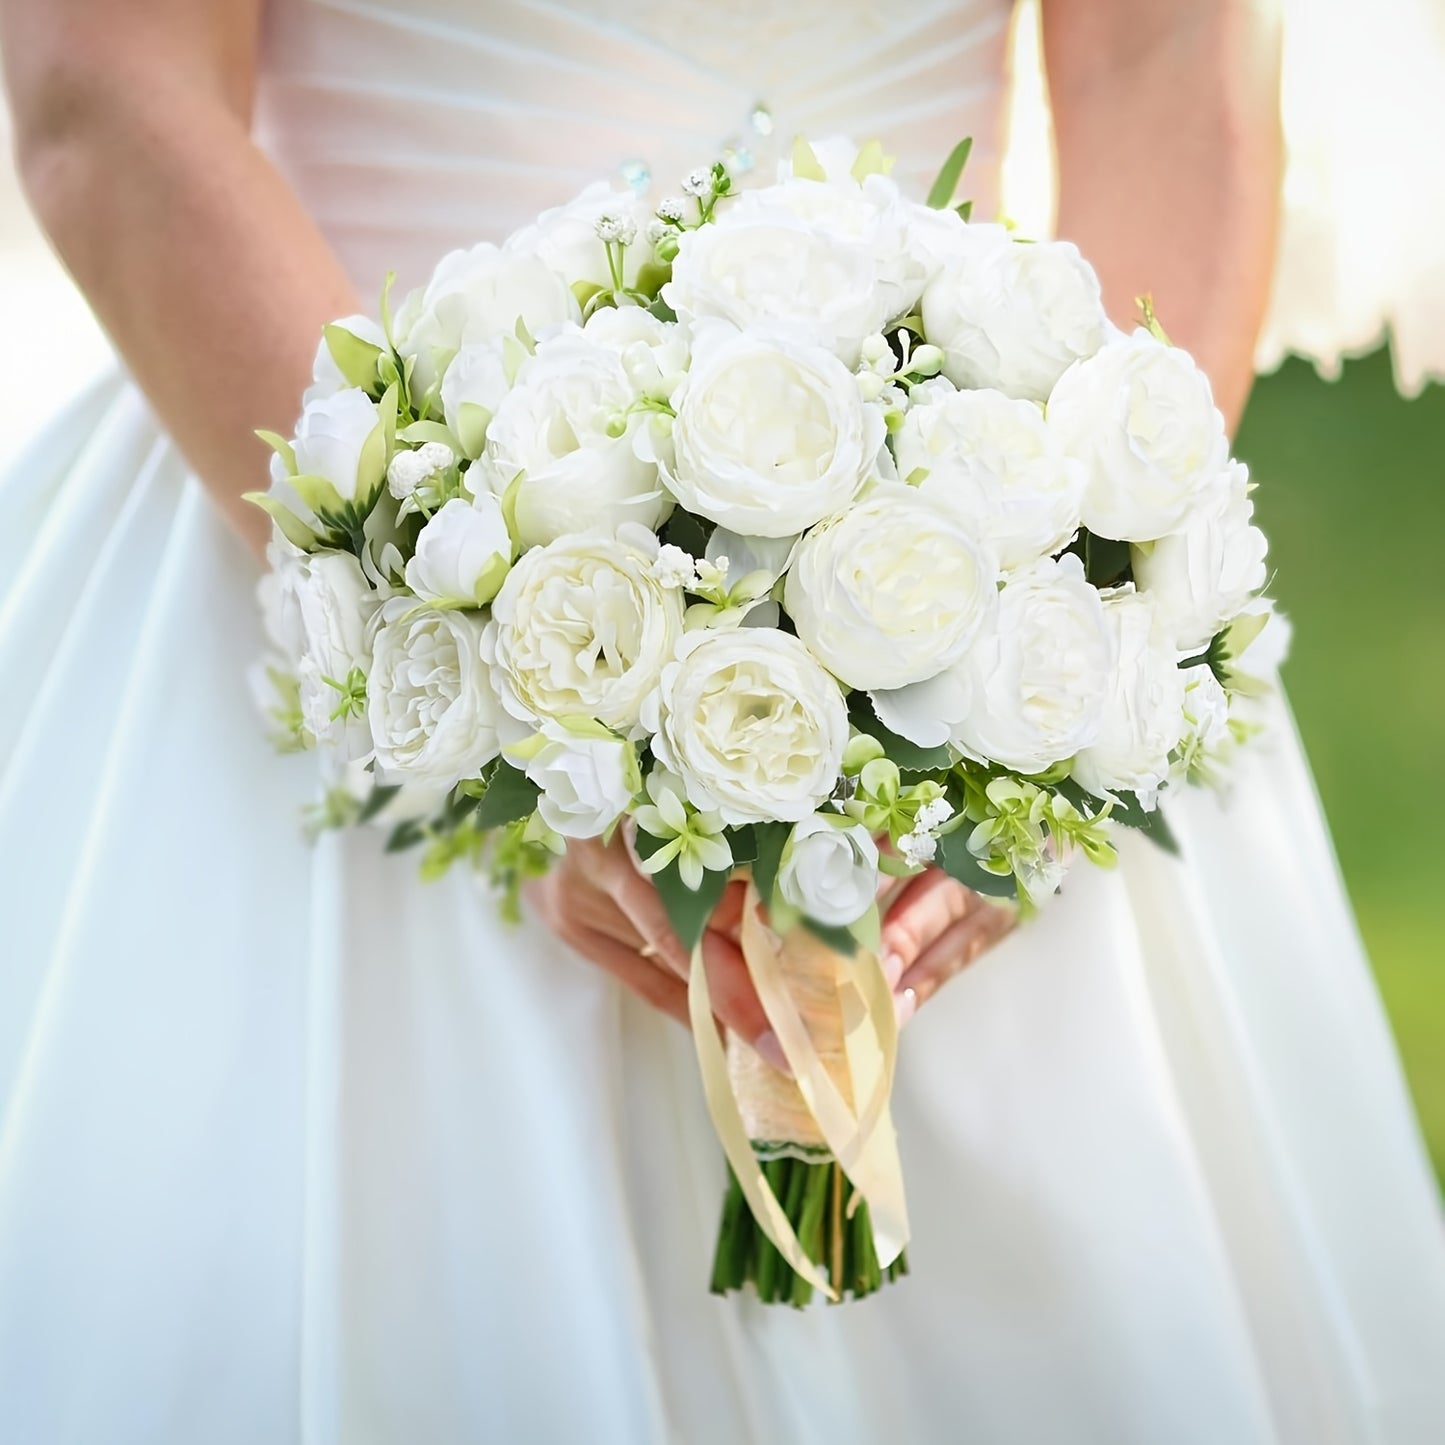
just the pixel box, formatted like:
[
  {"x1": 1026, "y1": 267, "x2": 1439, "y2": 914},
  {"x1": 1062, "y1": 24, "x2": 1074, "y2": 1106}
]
[{"x1": 868, "y1": 667, "x2": 972, "y2": 748}]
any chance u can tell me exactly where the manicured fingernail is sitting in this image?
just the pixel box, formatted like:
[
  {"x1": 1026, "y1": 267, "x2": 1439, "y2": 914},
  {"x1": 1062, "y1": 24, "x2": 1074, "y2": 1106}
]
[
  {"x1": 754, "y1": 1030, "x2": 792, "y2": 1076},
  {"x1": 881, "y1": 950, "x2": 905, "y2": 989},
  {"x1": 894, "y1": 988, "x2": 918, "y2": 1030}
]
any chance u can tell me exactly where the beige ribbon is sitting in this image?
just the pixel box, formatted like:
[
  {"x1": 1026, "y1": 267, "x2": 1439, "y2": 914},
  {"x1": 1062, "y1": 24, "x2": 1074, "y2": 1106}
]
[{"x1": 688, "y1": 881, "x2": 910, "y2": 1298}]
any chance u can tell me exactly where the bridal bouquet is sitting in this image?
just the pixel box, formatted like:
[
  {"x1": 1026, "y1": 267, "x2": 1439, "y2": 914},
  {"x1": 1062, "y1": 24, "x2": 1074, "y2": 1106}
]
[{"x1": 250, "y1": 137, "x2": 1282, "y2": 1305}]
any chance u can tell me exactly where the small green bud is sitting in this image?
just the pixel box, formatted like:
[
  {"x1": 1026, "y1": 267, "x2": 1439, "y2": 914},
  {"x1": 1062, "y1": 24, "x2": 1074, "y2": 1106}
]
[
  {"x1": 910, "y1": 343, "x2": 945, "y2": 376},
  {"x1": 842, "y1": 733, "x2": 886, "y2": 776}
]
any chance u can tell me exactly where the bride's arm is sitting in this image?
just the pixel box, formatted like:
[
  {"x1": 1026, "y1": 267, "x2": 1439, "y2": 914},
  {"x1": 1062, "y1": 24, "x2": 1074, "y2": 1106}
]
[
  {"x1": 1, "y1": 0, "x2": 358, "y2": 553},
  {"x1": 1042, "y1": 0, "x2": 1283, "y2": 428}
]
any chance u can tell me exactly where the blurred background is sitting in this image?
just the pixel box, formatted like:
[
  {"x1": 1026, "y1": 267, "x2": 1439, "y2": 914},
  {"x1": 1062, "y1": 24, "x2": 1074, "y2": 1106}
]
[{"x1": 0, "y1": 11, "x2": 1441, "y2": 1185}]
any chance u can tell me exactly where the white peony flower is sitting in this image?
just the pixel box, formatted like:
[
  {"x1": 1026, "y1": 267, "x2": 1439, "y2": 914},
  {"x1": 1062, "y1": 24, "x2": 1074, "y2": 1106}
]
[
  {"x1": 303, "y1": 313, "x2": 388, "y2": 407},
  {"x1": 666, "y1": 323, "x2": 885, "y2": 538},
  {"x1": 439, "y1": 340, "x2": 515, "y2": 459},
  {"x1": 292, "y1": 387, "x2": 385, "y2": 504},
  {"x1": 1131, "y1": 462, "x2": 1269, "y2": 649},
  {"x1": 405, "y1": 496, "x2": 513, "y2": 607},
  {"x1": 647, "y1": 628, "x2": 849, "y2": 825},
  {"x1": 1049, "y1": 329, "x2": 1232, "y2": 542},
  {"x1": 920, "y1": 225, "x2": 1108, "y2": 400},
  {"x1": 368, "y1": 599, "x2": 502, "y2": 788},
  {"x1": 396, "y1": 243, "x2": 580, "y2": 398},
  {"x1": 778, "y1": 816, "x2": 880, "y2": 927},
  {"x1": 665, "y1": 170, "x2": 929, "y2": 364},
  {"x1": 876, "y1": 553, "x2": 1112, "y2": 771},
  {"x1": 486, "y1": 524, "x2": 684, "y2": 738},
  {"x1": 1072, "y1": 589, "x2": 1188, "y2": 802},
  {"x1": 479, "y1": 324, "x2": 674, "y2": 548},
  {"x1": 503, "y1": 180, "x2": 648, "y2": 293},
  {"x1": 895, "y1": 384, "x2": 1086, "y2": 571},
  {"x1": 784, "y1": 483, "x2": 998, "y2": 691},
  {"x1": 507, "y1": 720, "x2": 638, "y2": 840}
]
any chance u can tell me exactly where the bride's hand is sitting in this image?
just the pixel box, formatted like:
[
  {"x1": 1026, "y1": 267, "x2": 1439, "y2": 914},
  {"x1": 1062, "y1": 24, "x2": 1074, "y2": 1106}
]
[
  {"x1": 878, "y1": 869, "x2": 1016, "y2": 1027},
  {"x1": 523, "y1": 835, "x2": 792, "y2": 1069},
  {"x1": 526, "y1": 840, "x2": 1013, "y2": 1060}
]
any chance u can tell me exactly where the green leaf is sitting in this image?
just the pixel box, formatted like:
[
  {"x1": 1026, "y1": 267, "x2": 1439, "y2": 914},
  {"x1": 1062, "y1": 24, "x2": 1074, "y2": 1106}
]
[
  {"x1": 790, "y1": 135, "x2": 828, "y2": 182},
  {"x1": 633, "y1": 261, "x2": 672, "y2": 300},
  {"x1": 397, "y1": 419, "x2": 460, "y2": 450},
  {"x1": 378, "y1": 271, "x2": 399, "y2": 349},
  {"x1": 571, "y1": 280, "x2": 607, "y2": 311},
  {"x1": 385, "y1": 818, "x2": 427, "y2": 853},
  {"x1": 727, "y1": 824, "x2": 759, "y2": 868},
  {"x1": 324, "y1": 324, "x2": 384, "y2": 392},
  {"x1": 255, "y1": 429, "x2": 297, "y2": 475},
  {"x1": 800, "y1": 916, "x2": 858, "y2": 956},
  {"x1": 651, "y1": 858, "x2": 730, "y2": 952},
  {"x1": 955, "y1": 199, "x2": 974, "y2": 222},
  {"x1": 289, "y1": 472, "x2": 347, "y2": 519},
  {"x1": 357, "y1": 784, "x2": 401, "y2": 825},
  {"x1": 659, "y1": 507, "x2": 713, "y2": 558},
  {"x1": 934, "y1": 828, "x2": 1021, "y2": 901},
  {"x1": 455, "y1": 402, "x2": 491, "y2": 461},
  {"x1": 473, "y1": 762, "x2": 541, "y2": 830},
  {"x1": 749, "y1": 821, "x2": 791, "y2": 908},
  {"x1": 1108, "y1": 793, "x2": 1181, "y2": 855},
  {"x1": 846, "y1": 693, "x2": 952, "y2": 773},
  {"x1": 243, "y1": 491, "x2": 318, "y2": 551},
  {"x1": 926, "y1": 137, "x2": 974, "y2": 209},
  {"x1": 1222, "y1": 609, "x2": 1270, "y2": 662},
  {"x1": 1082, "y1": 529, "x2": 1133, "y2": 589},
  {"x1": 849, "y1": 138, "x2": 893, "y2": 181}
]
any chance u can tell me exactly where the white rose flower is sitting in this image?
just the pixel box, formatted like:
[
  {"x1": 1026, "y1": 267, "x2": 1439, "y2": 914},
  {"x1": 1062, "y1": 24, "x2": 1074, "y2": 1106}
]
[
  {"x1": 666, "y1": 324, "x2": 885, "y2": 537},
  {"x1": 292, "y1": 387, "x2": 384, "y2": 504},
  {"x1": 920, "y1": 225, "x2": 1108, "y2": 400},
  {"x1": 487, "y1": 524, "x2": 684, "y2": 738},
  {"x1": 503, "y1": 181, "x2": 648, "y2": 292},
  {"x1": 665, "y1": 171, "x2": 928, "y2": 363},
  {"x1": 405, "y1": 496, "x2": 513, "y2": 607},
  {"x1": 507, "y1": 721, "x2": 639, "y2": 840},
  {"x1": 1131, "y1": 462, "x2": 1269, "y2": 649},
  {"x1": 479, "y1": 324, "x2": 674, "y2": 548},
  {"x1": 896, "y1": 384, "x2": 1086, "y2": 571},
  {"x1": 396, "y1": 243, "x2": 580, "y2": 397},
  {"x1": 778, "y1": 816, "x2": 880, "y2": 927},
  {"x1": 303, "y1": 313, "x2": 388, "y2": 406},
  {"x1": 784, "y1": 484, "x2": 998, "y2": 690},
  {"x1": 439, "y1": 340, "x2": 514, "y2": 458},
  {"x1": 368, "y1": 599, "x2": 502, "y2": 788},
  {"x1": 648, "y1": 628, "x2": 849, "y2": 825},
  {"x1": 877, "y1": 553, "x2": 1112, "y2": 770},
  {"x1": 1072, "y1": 589, "x2": 1188, "y2": 802},
  {"x1": 1050, "y1": 329, "x2": 1232, "y2": 542}
]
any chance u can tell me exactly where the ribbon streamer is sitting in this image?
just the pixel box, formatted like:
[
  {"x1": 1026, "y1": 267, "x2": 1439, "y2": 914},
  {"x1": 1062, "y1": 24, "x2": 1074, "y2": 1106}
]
[{"x1": 688, "y1": 882, "x2": 911, "y2": 1297}]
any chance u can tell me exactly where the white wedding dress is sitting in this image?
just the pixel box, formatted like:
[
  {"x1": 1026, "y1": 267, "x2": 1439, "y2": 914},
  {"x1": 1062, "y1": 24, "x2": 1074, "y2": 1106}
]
[{"x1": 3, "y1": 2, "x2": 1445, "y2": 1442}]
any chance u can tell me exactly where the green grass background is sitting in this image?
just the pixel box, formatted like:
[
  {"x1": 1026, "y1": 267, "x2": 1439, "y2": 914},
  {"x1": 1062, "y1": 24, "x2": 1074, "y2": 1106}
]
[{"x1": 1235, "y1": 346, "x2": 1445, "y2": 1184}]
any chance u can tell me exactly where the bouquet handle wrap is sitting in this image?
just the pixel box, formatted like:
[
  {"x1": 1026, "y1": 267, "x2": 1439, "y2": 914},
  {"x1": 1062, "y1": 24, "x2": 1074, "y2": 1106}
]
[{"x1": 688, "y1": 881, "x2": 910, "y2": 1302}]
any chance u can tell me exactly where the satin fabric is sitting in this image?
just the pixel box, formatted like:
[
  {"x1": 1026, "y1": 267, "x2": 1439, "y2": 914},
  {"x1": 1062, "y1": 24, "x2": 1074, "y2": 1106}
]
[{"x1": 2, "y1": 3, "x2": 1444, "y2": 1441}]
